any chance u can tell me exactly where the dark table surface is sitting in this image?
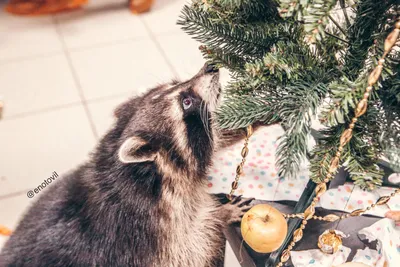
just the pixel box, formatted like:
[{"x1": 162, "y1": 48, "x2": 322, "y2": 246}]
[{"x1": 225, "y1": 200, "x2": 382, "y2": 267}]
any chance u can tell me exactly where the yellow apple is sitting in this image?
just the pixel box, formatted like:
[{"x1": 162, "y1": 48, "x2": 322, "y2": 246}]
[{"x1": 241, "y1": 204, "x2": 288, "y2": 253}]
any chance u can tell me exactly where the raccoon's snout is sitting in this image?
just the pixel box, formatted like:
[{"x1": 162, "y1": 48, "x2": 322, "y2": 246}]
[{"x1": 204, "y1": 63, "x2": 219, "y2": 74}]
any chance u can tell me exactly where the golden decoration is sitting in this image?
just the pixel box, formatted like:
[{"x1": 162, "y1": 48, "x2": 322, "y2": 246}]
[
  {"x1": 322, "y1": 214, "x2": 341, "y2": 222},
  {"x1": 376, "y1": 196, "x2": 391, "y2": 205},
  {"x1": 339, "y1": 129, "x2": 353, "y2": 146},
  {"x1": 293, "y1": 228, "x2": 303, "y2": 242},
  {"x1": 329, "y1": 157, "x2": 340, "y2": 173},
  {"x1": 304, "y1": 205, "x2": 315, "y2": 220},
  {"x1": 355, "y1": 99, "x2": 368, "y2": 117},
  {"x1": 350, "y1": 209, "x2": 365, "y2": 217},
  {"x1": 241, "y1": 146, "x2": 249, "y2": 157},
  {"x1": 318, "y1": 230, "x2": 345, "y2": 254},
  {"x1": 227, "y1": 125, "x2": 253, "y2": 200},
  {"x1": 384, "y1": 29, "x2": 399, "y2": 52},
  {"x1": 315, "y1": 183, "x2": 327, "y2": 197},
  {"x1": 367, "y1": 66, "x2": 383, "y2": 86},
  {"x1": 280, "y1": 249, "x2": 290, "y2": 262}
]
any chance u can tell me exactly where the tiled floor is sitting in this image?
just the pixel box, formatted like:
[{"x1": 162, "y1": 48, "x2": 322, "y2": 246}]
[{"x1": 0, "y1": 0, "x2": 241, "y2": 265}]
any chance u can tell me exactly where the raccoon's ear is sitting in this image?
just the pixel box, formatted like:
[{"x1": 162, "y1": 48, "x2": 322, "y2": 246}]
[{"x1": 118, "y1": 136, "x2": 157, "y2": 163}]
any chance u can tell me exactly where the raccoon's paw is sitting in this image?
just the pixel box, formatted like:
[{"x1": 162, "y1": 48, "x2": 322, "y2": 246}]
[{"x1": 222, "y1": 195, "x2": 255, "y2": 224}]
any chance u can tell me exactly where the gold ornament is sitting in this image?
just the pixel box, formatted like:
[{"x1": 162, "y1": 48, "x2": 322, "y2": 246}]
[{"x1": 317, "y1": 229, "x2": 346, "y2": 254}]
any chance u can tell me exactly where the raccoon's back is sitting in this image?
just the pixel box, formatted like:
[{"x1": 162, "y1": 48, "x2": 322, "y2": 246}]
[{"x1": 0, "y1": 167, "x2": 161, "y2": 267}]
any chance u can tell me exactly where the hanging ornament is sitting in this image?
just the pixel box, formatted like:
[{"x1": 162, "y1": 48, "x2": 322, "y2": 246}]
[
  {"x1": 317, "y1": 229, "x2": 347, "y2": 254},
  {"x1": 241, "y1": 204, "x2": 288, "y2": 253}
]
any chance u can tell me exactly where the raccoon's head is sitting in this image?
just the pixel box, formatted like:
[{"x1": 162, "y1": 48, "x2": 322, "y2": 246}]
[{"x1": 115, "y1": 63, "x2": 221, "y2": 180}]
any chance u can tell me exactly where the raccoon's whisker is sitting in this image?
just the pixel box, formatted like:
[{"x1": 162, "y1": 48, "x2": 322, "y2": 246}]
[{"x1": 200, "y1": 101, "x2": 212, "y2": 143}]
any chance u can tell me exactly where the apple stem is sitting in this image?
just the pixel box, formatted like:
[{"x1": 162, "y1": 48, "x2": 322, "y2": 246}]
[{"x1": 264, "y1": 215, "x2": 269, "y2": 222}]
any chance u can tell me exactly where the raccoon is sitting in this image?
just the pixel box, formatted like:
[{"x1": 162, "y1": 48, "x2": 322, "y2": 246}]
[{"x1": 0, "y1": 64, "x2": 254, "y2": 267}]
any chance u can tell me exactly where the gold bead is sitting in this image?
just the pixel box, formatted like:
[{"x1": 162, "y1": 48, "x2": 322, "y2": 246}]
[
  {"x1": 303, "y1": 220, "x2": 308, "y2": 225},
  {"x1": 367, "y1": 206, "x2": 371, "y2": 210},
  {"x1": 241, "y1": 146, "x2": 249, "y2": 158},
  {"x1": 355, "y1": 99, "x2": 368, "y2": 117},
  {"x1": 288, "y1": 245, "x2": 293, "y2": 250},
  {"x1": 364, "y1": 92, "x2": 370, "y2": 98},
  {"x1": 378, "y1": 58, "x2": 385, "y2": 65},
  {"x1": 315, "y1": 183, "x2": 327, "y2": 197},
  {"x1": 391, "y1": 192, "x2": 396, "y2": 197},
  {"x1": 396, "y1": 21, "x2": 400, "y2": 29},
  {"x1": 376, "y1": 196, "x2": 391, "y2": 205},
  {"x1": 349, "y1": 123, "x2": 355, "y2": 129},
  {"x1": 236, "y1": 164, "x2": 243, "y2": 175},
  {"x1": 324, "y1": 178, "x2": 330, "y2": 183},
  {"x1": 231, "y1": 181, "x2": 238, "y2": 190},
  {"x1": 350, "y1": 209, "x2": 365, "y2": 216},
  {"x1": 338, "y1": 146, "x2": 344, "y2": 152},
  {"x1": 291, "y1": 241, "x2": 296, "y2": 246},
  {"x1": 293, "y1": 228, "x2": 303, "y2": 246},
  {"x1": 371, "y1": 204, "x2": 376, "y2": 207},
  {"x1": 352, "y1": 117, "x2": 358, "y2": 123},
  {"x1": 277, "y1": 262, "x2": 283, "y2": 267},
  {"x1": 323, "y1": 214, "x2": 340, "y2": 222},
  {"x1": 368, "y1": 65, "x2": 383, "y2": 86},
  {"x1": 301, "y1": 225, "x2": 305, "y2": 229},
  {"x1": 329, "y1": 157, "x2": 340, "y2": 173},
  {"x1": 336, "y1": 151, "x2": 341, "y2": 157},
  {"x1": 385, "y1": 28, "x2": 400, "y2": 52},
  {"x1": 365, "y1": 86, "x2": 373, "y2": 92},
  {"x1": 304, "y1": 206, "x2": 315, "y2": 220},
  {"x1": 246, "y1": 125, "x2": 253, "y2": 138},
  {"x1": 281, "y1": 249, "x2": 290, "y2": 262},
  {"x1": 340, "y1": 129, "x2": 353, "y2": 146}
]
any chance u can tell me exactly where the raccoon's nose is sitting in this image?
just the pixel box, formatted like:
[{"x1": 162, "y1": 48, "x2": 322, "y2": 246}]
[{"x1": 204, "y1": 63, "x2": 219, "y2": 74}]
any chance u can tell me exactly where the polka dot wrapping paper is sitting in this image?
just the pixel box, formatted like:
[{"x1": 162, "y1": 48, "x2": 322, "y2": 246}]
[
  {"x1": 358, "y1": 218, "x2": 400, "y2": 267},
  {"x1": 207, "y1": 124, "x2": 310, "y2": 201},
  {"x1": 208, "y1": 124, "x2": 400, "y2": 217}
]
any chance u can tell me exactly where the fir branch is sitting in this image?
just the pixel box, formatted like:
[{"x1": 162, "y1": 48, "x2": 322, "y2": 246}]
[
  {"x1": 343, "y1": 0, "x2": 398, "y2": 80},
  {"x1": 216, "y1": 94, "x2": 280, "y2": 129},
  {"x1": 178, "y1": 5, "x2": 295, "y2": 59},
  {"x1": 199, "y1": 45, "x2": 248, "y2": 73},
  {"x1": 276, "y1": 80, "x2": 330, "y2": 178},
  {"x1": 278, "y1": 0, "x2": 338, "y2": 42}
]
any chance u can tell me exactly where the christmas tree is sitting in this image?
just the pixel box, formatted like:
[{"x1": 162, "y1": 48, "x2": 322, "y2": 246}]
[{"x1": 178, "y1": 0, "x2": 400, "y2": 190}]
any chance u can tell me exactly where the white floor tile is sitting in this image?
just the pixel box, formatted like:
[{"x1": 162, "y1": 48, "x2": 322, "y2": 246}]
[
  {"x1": 0, "y1": 55, "x2": 81, "y2": 118},
  {"x1": 55, "y1": 0, "x2": 149, "y2": 50},
  {"x1": 141, "y1": 0, "x2": 188, "y2": 35},
  {"x1": 225, "y1": 241, "x2": 242, "y2": 267},
  {"x1": 87, "y1": 94, "x2": 131, "y2": 138},
  {"x1": 69, "y1": 39, "x2": 174, "y2": 100},
  {"x1": 0, "y1": 193, "x2": 36, "y2": 251},
  {"x1": 0, "y1": 6, "x2": 63, "y2": 61},
  {"x1": 0, "y1": 105, "x2": 96, "y2": 197},
  {"x1": 156, "y1": 33, "x2": 205, "y2": 80}
]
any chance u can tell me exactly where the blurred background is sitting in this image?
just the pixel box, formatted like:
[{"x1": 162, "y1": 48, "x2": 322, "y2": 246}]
[{"x1": 0, "y1": 0, "x2": 240, "y2": 265}]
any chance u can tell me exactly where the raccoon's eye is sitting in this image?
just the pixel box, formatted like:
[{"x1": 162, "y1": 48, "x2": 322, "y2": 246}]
[{"x1": 182, "y1": 97, "x2": 192, "y2": 110}]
